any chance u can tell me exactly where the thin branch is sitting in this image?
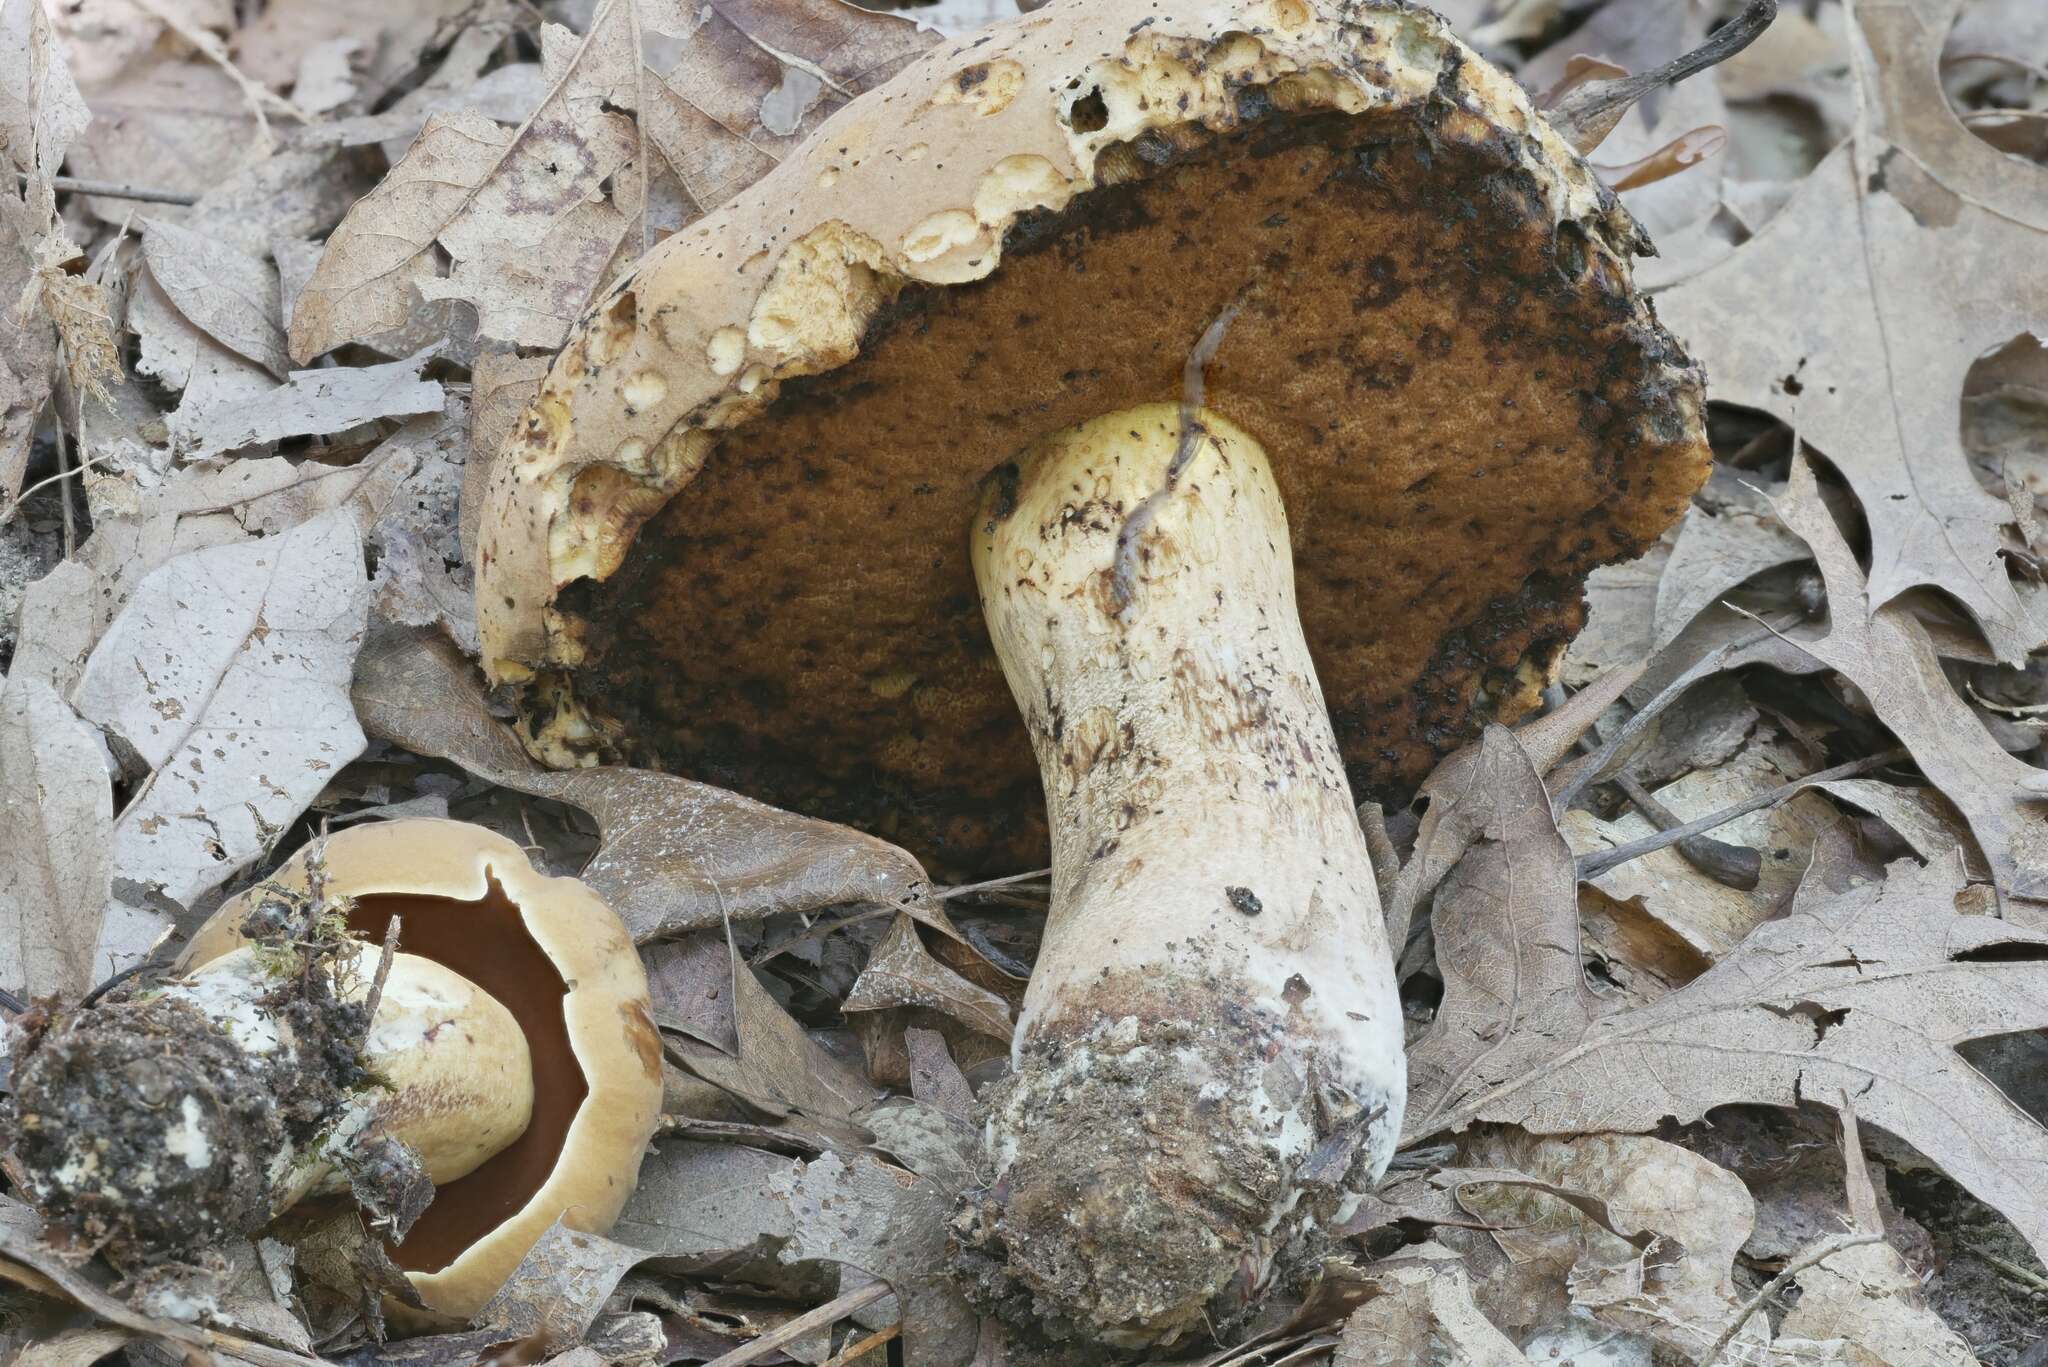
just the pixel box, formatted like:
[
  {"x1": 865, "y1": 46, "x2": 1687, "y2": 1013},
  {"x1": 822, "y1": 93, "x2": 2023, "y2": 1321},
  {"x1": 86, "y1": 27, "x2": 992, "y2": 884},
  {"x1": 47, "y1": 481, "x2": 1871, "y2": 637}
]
[
  {"x1": 360, "y1": 915, "x2": 403, "y2": 1022},
  {"x1": 821, "y1": 1323, "x2": 901, "y2": 1366},
  {"x1": 698, "y1": 1282, "x2": 894, "y2": 1367},
  {"x1": 1699, "y1": 1232, "x2": 1884, "y2": 1365},
  {"x1": 13, "y1": 170, "x2": 200, "y2": 206},
  {"x1": 1546, "y1": 0, "x2": 1778, "y2": 152},
  {"x1": 1577, "y1": 748, "x2": 1908, "y2": 881}
]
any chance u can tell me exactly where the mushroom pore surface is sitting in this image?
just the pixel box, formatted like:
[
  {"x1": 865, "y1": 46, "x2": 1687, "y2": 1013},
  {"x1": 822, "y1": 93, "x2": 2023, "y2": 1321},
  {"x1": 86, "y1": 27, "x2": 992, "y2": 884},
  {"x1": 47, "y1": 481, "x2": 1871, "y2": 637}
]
[
  {"x1": 558, "y1": 106, "x2": 1700, "y2": 877},
  {"x1": 346, "y1": 877, "x2": 586, "y2": 1273},
  {"x1": 955, "y1": 404, "x2": 1403, "y2": 1348}
]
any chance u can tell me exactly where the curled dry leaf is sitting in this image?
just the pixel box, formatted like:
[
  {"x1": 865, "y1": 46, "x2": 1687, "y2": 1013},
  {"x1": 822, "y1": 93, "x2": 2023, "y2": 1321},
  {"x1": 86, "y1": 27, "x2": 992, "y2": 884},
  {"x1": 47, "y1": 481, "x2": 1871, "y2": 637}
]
[
  {"x1": 1403, "y1": 724, "x2": 1589, "y2": 1143},
  {"x1": 138, "y1": 218, "x2": 289, "y2": 377},
  {"x1": 1653, "y1": 469, "x2": 1810, "y2": 651},
  {"x1": 1445, "y1": 1130, "x2": 1766, "y2": 1361},
  {"x1": 475, "y1": 1219, "x2": 653, "y2": 1344},
  {"x1": 172, "y1": 345, "x2": 446, "y2": 457},
  {"x1": 1331, "y1": 1241, "x2": 1522, "y2": 1367},
  {"x1": 1417, "y1": 847, "x2": 2048, "y2": 1277},
  {"x1": 843, "y1": 914, "x2": 1013, "y2": 1043},
  {"x1": 71, "y1": 508, "x2": 370, "y2": 967},
  {"x1": 1764, "y1": 455, "x2": 2047, "y2": 907},
  {"x1": 0, "y1": 677, "x2": 114, "y2": 1000},
  {"x1": 639, "y1": 0, "x2": 937, "y2": 221},
  {"x1": 351, "y1": 626, "x2": 940, "y2": 941},
  {"x1": 1656, "y1": 0, "x2": 2048, "y2": 664}
]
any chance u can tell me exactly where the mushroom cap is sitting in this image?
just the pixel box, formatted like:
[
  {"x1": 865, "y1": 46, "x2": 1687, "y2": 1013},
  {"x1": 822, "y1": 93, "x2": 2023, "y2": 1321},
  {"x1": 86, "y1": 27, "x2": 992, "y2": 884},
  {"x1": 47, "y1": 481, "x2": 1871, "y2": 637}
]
[
  {"x1": 477, "y1": 0, "x2": 1708, "y2": 874},
  {"x1": 185, "y1": 819, "x2": 663, "y2": 1324}
]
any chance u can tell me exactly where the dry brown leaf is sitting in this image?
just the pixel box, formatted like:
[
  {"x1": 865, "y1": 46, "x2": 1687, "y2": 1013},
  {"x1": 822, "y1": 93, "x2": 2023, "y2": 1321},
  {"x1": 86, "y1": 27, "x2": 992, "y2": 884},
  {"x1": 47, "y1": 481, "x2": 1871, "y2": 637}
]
[
  {"x1": 639, "y1": 0, "x2": 936, "y2": 222},
  {"x1": 352, "y1": 626, "x2": 940, "y2": 941},
  {"x1": 719, "y1": 943, "x2": 881, "y2": 1120},
  {"x1": 1762, "y1": 454, "x2": 2046, "y2": 906},
  {"x1": 71, "y1": 508, "x2": 369, "y2": 956},
  {"x1": 1416, "y1": 847, "x2": 2048, "y2": 1277},
  {"x1": 1331, "y1": 1242, "x2": 1523, "y2": 1366},
  {"x1": 1656, "y1": 0, "x2": 2048, "y2": 664},
  {"x1": 779, "y1": 1149, "x2": 977, "y2": 1367},
  {"x1": 843, "y1": 914, "x2": 1013, "y2": 1042},
  {"x1": 289, "y1": 0, "x2": 644, "y2": 359},
  {"x1": 64, "y1": 57, "x2": 268, "y2": 224},
  {"x1": 1443, "y1": 1130, "x2": 1767, "y2": 1361},
  {"x1": 1564, "y1": 725, "x2": 1841, "y2": 968},
  {"x1": 171, "y1": 345, "x2": 445, "y2": 457},
  {"x1": 476, "y1": 1219, "x2": 654, "y2": 1342},
  {"x1": 1403, "y1": 725, "x2": 1590, "y2": 1142},
  {"x1": 904, "y1": 1027, "x2": 974, "y2": 1123},
  {"x1": 138, "y1": 219, "x2": 289, "y2": 377},
  {"x1": 613, "y1": 1138, "x2": 803, "y2": 1264},
  {"x1": 1654, "y1": 469, "x2": 1811, "y2": 650},
  {"x1": 0, "y1": 676, "x2": 114, "y2": 999}
]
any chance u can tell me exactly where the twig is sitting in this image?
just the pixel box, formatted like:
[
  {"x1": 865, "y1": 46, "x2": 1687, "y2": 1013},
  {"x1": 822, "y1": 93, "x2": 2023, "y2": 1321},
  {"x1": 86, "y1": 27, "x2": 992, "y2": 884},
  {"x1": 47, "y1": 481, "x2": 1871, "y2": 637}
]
[
  {"x1": 1577, "y1": 748, "x2": 1908, "y2": 881},
  {"x1": 821, "y1": 1322, "x2": 901, "y2": 1365},
  {"x1": 1699, "y1": 1232, "x2": 1884, "y2": 1365},
  {"x1": 936, "y1": 867, "x2": 1052, "y2": 900},
  {"x1": 698, "y1": 1282, "x2": 894, "y2": 1367},
  {"x1": 1563, "y1": 699, "x2": 1762, "y2": 890},
  {"x1": 1546, "y1": 0, "x2": 1778, "y2": 152},
  {"x1": 0, "y1": 446, "x2": 118, "y2": 528},
  {"x1": 360, "y1": 916, "x2": 403, "y2": 1022},
  {"x1": 1974, "y1": 1248, "x2": 2048, "y2": 1295},
  {"x1": 11, "y1": 170, "x2": 200, "y2": 205}
]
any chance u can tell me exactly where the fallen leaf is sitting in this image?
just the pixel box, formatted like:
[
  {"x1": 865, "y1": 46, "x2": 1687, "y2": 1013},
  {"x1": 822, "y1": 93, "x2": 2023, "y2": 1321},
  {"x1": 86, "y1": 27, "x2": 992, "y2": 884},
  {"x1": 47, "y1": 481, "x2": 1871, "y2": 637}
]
[
  {"x1": 1445, "y1": 1130, "x2": 1767, "y2": 1361},
  {"x1": 461, "y1": 351, "x2": 551, "y2": 560},
  {"x1": 1654, "y1": 469, "x2": 1811, "y2": 649},
  {"x1": 351, "y1": 625, "x2": 940, "y2": 941},
  {"x1": 1563, "y1": 724, "x2": 1841, "y2": 967},
  {"x1": 858, "y1": 1097, "x2": 981, "y2": 1195},
  {"x1": 779, "y1": 1149, "x2": 977, "y2": 1367},
  {"x1": 1403, "y1": 725, "x2": 1589, "y2": 1142},
  {"x1": 613, "y1": 1138, "x2": 802, "y2": 1264},
  {"x1": 0, "y1": 676, "x2": 114, "y2": 999},
  {"x1": 63, "y1": 57, "x2": 267, "y2": 225},
  {"x1": 641, "y1": 0, "x2": 936, "y2": 223},
  {"x1": 71, "y1": 508, "x2": 369, "y2": 958},
  {"x1": 1656, "y1": 0, "x2": 2048, "y2": 664},
  {"x1": 1416, "y1": 848, "x2": 2048, "y2": 1275},
  {"x1": 843, "y1": 915, "x2": 1012, "y2": 1042},
  {"x1": 289, "y1": 9, "x2": 638, "y2": 360},
  {"x1": 139, "y1": 218, "x2": 289, "y2": 376},
  {"x1": 904, "y1": 1026, "x2": 974, "y2": 1123},
  {"x1": 171, "y1": 346, "x2": 445, "y2": 457},
  {"x1": 477, "y1": 1219, "x2": 653, "y2": 1343},
  {"x1": 1762, "y1": 454, "x2": 2047, "y2": 906},
  {"x1": 1332, "y1": 1241, "x2": 1522, "y2": 1367}
]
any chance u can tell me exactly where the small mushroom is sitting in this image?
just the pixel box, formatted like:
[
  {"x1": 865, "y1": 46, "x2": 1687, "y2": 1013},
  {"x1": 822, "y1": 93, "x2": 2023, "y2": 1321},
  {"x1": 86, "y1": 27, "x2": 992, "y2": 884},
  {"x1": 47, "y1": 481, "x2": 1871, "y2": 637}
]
[
  {"x1": 478, "y1": 0, "x2": 1707, "y2": 1348},
  {"x1": 8, "y1": 820, "x2": 662, "y2": 1324}
]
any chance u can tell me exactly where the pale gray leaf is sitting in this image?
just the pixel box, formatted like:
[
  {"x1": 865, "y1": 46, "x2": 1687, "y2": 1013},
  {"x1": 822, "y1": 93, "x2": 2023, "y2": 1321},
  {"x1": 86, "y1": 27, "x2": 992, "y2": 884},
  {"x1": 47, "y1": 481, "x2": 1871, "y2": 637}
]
[{"x1": 0, "y1": 677, "x2": 114, "y2": 999}]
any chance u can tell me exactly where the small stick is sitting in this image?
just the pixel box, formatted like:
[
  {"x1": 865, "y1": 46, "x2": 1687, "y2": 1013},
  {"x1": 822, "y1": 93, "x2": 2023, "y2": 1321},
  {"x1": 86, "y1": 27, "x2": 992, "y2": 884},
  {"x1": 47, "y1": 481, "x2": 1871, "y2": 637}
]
[
  {"x1": 1545, "y1": 0, "x2": 1778, "y2": 152},
  {"x1": 1975, "y1": 1248, "x2": 2048, "y2": 1295},
  {"x1": 13, "y1": 170, "x2": 200, "y2": 206},
  {"x1": 1699, "y1": 1232, "x2": 1883, "y2": 1365},
  {"x1": 699, "y1": 1282, "x2": 895, "y2": 1367},
  {"x1": 1578, "y1": 748, "x2": 1908, "y2": 881},
  {"x1": 821, "y1": 1322, "x2": 901, "y2": 1365},
  {"x1": 360, "y1": 916, "x2": 403, "y2": 1022},
  {"x1": 1562, "y1": 698, "x2": 1762, "y2": 891}
]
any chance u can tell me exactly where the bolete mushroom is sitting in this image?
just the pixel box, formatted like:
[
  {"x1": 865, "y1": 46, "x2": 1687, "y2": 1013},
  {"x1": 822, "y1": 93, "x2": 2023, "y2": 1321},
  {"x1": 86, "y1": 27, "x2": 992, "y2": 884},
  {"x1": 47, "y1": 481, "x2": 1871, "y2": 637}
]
[
  {"x1": 8, "y1": 820, "x2": 663, "y2": 1324},
  {"x1": 477, "y1": 0, "x2": 1706, "y2": 1347}
]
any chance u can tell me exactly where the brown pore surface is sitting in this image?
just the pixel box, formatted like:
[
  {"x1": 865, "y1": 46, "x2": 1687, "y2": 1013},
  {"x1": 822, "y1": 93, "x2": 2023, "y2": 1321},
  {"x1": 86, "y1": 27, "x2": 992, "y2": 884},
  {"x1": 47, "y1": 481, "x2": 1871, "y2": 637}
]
[
  {"x1": 347, "y1": 876, "x2": 586, "y2": 1273},
  {"x1": 562, "y1": 105, "x2": 1704, "y2": 878}
]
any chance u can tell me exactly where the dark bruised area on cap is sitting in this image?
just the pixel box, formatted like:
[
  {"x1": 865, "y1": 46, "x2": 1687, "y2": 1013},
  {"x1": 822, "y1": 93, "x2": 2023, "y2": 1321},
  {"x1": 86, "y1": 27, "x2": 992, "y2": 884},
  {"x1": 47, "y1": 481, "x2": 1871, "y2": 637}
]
[
  {"x1": 555, "y1": 93, "x2": 1704, "y2": 879},
  {"x1": 346, "y1": 875, "x2": 586, "y2": 1272}
]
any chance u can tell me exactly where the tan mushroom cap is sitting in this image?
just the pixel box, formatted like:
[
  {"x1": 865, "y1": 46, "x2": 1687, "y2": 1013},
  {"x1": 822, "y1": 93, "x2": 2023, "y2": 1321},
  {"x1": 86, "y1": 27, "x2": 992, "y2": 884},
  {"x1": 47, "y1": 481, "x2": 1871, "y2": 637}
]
[
  {"x1": 478, "y1": 0, "x2": 1709, "y2": 874},
  {"x1": 185, "y1": 819, "x2": 663, "y2": 1324}
]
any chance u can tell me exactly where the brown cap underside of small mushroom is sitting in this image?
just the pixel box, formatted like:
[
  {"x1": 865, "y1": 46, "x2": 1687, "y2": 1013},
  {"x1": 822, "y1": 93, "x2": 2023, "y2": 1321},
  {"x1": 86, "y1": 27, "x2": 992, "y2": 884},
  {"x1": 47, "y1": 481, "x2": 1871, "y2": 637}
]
[{"x1": 479, "y1": 0, "x2": 1708, "y2": 876}]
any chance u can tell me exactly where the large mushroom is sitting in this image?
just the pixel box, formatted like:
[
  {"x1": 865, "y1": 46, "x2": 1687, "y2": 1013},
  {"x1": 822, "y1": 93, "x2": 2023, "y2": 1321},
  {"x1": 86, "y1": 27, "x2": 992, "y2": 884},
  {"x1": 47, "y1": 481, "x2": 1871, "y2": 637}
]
[
  {"x1": 478, "y1": 0, "x2": 1706, "y2": 1348},
  {"x1": 8, "y1": 820, "x2": 663, "y2": 1325}
]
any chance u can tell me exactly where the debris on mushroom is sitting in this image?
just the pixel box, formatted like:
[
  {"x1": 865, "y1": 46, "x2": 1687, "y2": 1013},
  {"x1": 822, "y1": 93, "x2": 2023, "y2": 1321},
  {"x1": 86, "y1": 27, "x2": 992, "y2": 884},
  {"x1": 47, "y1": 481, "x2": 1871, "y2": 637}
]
[
  {"x1": 6, "y1": 819, "x2": 664, "y2": 1325},
  {"x1": 476, "y1": 0, "x2": 1708, "y2": 1350}
]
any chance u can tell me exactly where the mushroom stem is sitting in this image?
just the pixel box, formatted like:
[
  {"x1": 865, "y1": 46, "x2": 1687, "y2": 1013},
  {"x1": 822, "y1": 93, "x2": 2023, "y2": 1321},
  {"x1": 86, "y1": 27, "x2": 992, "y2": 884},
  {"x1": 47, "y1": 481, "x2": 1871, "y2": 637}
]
[
  {"x1": 963, "y1": 404, "x2": 1403, "y2": 1348},
  {"x1": 10, "y1": 943, "x2": 533, "y2": 1257}
]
